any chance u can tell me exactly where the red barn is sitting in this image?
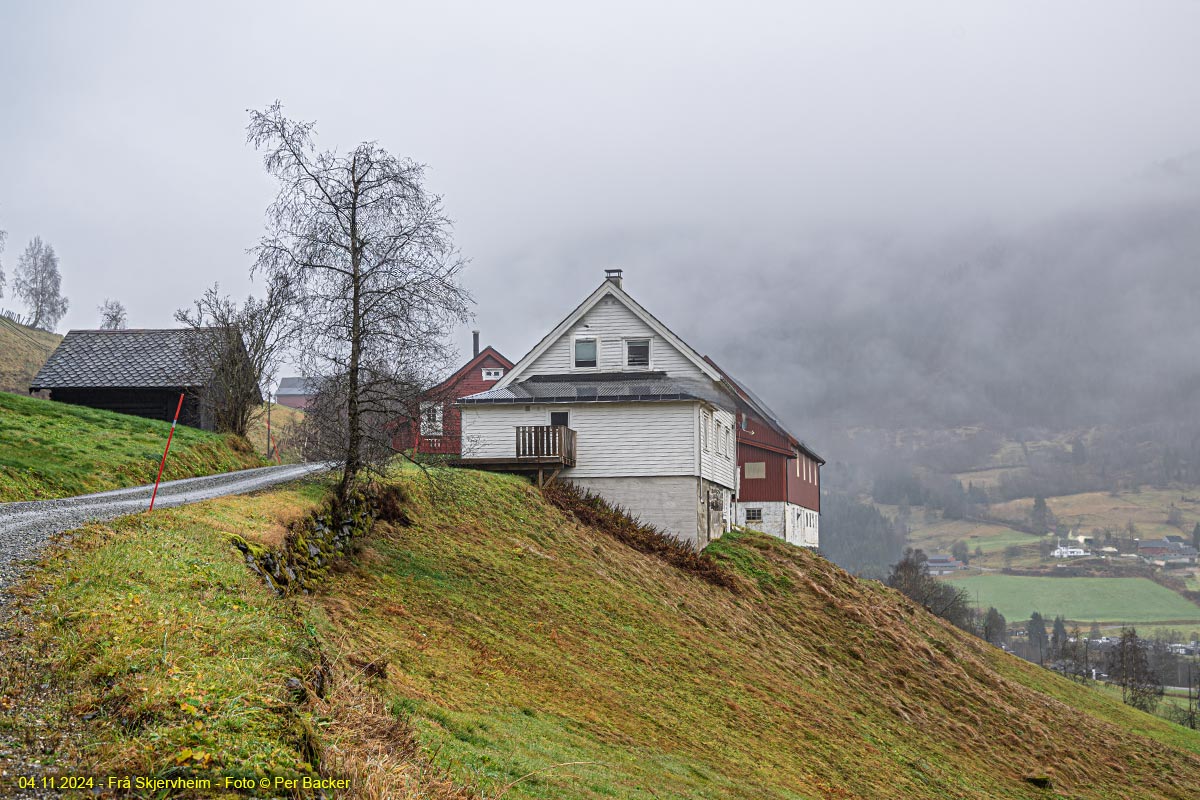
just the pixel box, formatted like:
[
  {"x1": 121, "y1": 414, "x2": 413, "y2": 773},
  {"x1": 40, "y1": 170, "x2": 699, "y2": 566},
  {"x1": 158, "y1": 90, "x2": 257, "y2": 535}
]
[
  {"x1": 392, "y1": 338, "x2": 513, "y2": 457},
  {"x1": 704, "y1": 357, "x2": 824, "y2": 547}
]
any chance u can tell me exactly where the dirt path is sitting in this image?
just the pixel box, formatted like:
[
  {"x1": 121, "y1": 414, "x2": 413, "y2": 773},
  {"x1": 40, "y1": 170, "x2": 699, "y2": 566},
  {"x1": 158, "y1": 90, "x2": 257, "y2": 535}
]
[{"x1": 0, "y1": 462, "x2": 332, "y2": 592}]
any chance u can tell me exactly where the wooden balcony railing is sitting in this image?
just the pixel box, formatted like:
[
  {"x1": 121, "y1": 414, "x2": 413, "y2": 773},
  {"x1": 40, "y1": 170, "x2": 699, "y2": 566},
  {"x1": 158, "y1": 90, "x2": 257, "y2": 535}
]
[{"x1": 515, "y1": 425, "x2": 577, "y2": 467}]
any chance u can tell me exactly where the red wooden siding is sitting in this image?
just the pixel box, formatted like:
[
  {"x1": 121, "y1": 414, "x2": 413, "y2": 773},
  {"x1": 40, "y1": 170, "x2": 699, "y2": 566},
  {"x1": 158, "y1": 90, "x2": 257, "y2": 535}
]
[
  {"x1": 391, "y1": 348, "x2": 513, "y2": 456},
  {"x1": 735, "y1": 410, "x2": 820, "y2": 512}
]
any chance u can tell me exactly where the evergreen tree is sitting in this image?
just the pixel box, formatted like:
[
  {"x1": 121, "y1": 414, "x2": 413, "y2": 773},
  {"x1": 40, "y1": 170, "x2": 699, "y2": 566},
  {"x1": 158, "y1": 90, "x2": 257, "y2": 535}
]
[
  {"x1": 1051, "y1": 615, "x2": 1069, "y2": 661},
  {"x1": 1192, "y1": 522, "x2": 1200, "y2": 550},
  {"x1": 1028, "y1": 612, "x2": 1049, "y2": 665},
  {"x1": 983, "y1": 607, "x2": 1007, "y2": 646},
  {"x1": 1030, "y1": 495, "x2": 1052, "y2": 534}
]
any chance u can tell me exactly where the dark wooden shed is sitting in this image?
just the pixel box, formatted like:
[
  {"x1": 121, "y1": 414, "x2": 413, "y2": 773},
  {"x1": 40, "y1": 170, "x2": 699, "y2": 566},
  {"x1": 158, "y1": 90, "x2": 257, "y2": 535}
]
[{"x1": 29, "y1": 328, "x2": 257, "y2": 431}]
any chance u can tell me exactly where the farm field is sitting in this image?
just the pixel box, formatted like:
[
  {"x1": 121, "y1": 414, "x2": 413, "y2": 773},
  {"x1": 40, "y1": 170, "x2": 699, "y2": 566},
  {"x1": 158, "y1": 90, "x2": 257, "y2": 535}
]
[
  {"x1": 945, "y1": 573, "x2": 1200, "y2": 626},
  {"x1": 991, "y1": 488, "x2": 1200, "y2": 542},
  {"x1": 902, "y1": 520, "x2": 1036, "y2": 563}
]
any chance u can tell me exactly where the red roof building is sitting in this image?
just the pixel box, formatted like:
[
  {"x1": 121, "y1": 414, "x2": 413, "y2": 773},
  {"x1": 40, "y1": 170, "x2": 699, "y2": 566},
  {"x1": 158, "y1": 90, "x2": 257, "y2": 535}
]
[
  {"x1": 392, "y1": 340, "x2": 513, "y2": 457},
  {"x1": 703, "y1": 357, "x2": 824, "y2": 548}
]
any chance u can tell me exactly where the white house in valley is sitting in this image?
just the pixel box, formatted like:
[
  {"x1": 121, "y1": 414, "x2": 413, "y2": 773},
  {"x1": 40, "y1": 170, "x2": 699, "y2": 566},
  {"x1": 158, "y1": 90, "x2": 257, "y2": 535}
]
[{"x1": 457, "y1": 270, "x2": 739, "y2": 549}]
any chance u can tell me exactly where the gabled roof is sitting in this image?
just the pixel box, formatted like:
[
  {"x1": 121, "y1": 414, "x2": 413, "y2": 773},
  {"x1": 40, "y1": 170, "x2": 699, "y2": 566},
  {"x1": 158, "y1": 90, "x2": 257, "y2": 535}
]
[
  {"x1": 30, "y1": 328, "x2": 232, "y2": 390},
  {"x1": 427, "y1": 346, "x2": 513, "y2": 397},
  {"x1": 276, "y1": 376, "x2": 316, "y2": 396},
  {"x1": 495, "y1": 280, "x2": 722, "y2": 389},
  {"x1": 702, "y1": 356, "x2": 825, "y2": 464}
]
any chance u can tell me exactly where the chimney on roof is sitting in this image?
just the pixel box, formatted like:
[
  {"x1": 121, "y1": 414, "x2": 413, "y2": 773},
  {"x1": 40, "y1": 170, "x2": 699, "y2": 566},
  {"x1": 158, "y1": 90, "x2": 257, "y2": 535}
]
[
  {"x1": 604, "y1": 268, "x2": 623, "y2": 289},
  {"x1": 472, "y1": 330, "x2": 480, "y2": 358}
]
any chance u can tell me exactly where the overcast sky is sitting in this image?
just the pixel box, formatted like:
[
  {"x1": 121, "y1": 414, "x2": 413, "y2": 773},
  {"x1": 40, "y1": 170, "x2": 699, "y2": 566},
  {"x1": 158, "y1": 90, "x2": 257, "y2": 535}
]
[{"x1": 2, "y1": 2, "x2": 1199, "y2": 430}]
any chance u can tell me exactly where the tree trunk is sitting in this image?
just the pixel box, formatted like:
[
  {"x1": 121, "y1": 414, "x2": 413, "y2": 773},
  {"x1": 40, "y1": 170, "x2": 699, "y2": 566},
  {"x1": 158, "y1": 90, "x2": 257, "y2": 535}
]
[{"x1": 339, "y1": 171, "x2": 364, "y2": 504}]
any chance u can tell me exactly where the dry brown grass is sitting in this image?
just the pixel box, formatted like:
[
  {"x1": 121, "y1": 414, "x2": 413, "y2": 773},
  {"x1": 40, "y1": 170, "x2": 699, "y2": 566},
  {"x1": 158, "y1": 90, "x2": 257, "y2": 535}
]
[{"x1": 314, "y1": 649, "x2": 476, "y2": 800}]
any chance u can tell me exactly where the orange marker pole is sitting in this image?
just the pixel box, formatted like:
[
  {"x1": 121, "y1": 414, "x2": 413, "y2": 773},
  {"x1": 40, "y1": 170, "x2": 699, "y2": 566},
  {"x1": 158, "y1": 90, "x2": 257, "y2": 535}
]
[{"x1": 149, "y1": 393, "x2": 185, "y2": 511}]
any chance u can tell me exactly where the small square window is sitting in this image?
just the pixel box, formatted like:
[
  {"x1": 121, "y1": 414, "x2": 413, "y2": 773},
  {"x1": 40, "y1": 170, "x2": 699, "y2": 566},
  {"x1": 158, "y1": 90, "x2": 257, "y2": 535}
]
[
  {"x1": 574, "y1": 337, "x2": 597, "y2": 368},
  {"x1": 746, "y1": 508, "x2": 763, "y2": 523},
  {"x1": 626, "y1": 338, "x2": 650, "y2": 367},
  {"x1": 482, "y1": 368, "x2": 504, "y2": 380}
]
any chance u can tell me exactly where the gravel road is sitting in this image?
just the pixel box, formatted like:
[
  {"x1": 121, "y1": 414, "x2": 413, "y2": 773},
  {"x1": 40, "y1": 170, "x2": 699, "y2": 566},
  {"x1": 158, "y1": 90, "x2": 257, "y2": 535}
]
[{"x1": 0, "y1": 462, "x2": 333, "y2": 593}]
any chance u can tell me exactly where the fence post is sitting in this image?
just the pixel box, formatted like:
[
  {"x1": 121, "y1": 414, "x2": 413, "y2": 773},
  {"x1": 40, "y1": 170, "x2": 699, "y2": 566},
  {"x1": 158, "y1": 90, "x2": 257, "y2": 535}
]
[{"x1": 149, "y1": 393, "x2": 185, "y2": 511}]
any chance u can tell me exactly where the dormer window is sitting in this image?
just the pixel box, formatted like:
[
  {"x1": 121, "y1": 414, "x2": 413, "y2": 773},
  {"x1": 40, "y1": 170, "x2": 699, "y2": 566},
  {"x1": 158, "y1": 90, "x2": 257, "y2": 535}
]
[
  {"x1": 482, "y1": 368, "x2": 504, "y2": 380},
  {"x1": 574, "y1": 336, "x2": 597, "y2": 368},
  {"x1": 625, "y1": 338, "x2": 650, "y2": 368}
]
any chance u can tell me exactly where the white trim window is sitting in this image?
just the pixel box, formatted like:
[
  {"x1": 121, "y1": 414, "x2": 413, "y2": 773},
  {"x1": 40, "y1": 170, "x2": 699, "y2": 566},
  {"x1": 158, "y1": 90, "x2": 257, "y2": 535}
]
[
  {"x1": 482, "y1": 368, "x2": 504, "y2": 380},
  {"x1": 745, "y1": 508, "x2": 763, "y2": 523},
  {"x1": 573, "y1": 336, "x2": 598, "y2": 369},
  {"x1": 625, "y1": 337, "x2": 651, "y2": 368},
  {"x1": 419, "y1": 401, "x2": 443, "y2": 437}
]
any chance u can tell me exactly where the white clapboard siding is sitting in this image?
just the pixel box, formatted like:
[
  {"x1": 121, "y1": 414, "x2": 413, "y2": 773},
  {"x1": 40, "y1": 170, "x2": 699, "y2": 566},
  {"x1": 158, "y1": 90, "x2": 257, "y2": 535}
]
[
  {"x1": 563, "y1": 402, "x2": 696, "y2": 478},
  {"x1": 460, "y1": 405, "x2": 545, "y2": 458},
  {"x1": 697, "y1": 406, "x2": 738, "y2": 490},
  {"x1": 524, "y1": 295, "x2": 709, "y2": 380},
  {"x1": 462, "y1": 402, "x2": 699, "y2": 477}
]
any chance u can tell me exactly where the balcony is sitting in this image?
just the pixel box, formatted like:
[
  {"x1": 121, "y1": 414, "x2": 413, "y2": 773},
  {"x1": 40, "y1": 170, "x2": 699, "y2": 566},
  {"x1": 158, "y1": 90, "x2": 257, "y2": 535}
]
[
  {"x1": 515, "y1": 425, "x2": 577, "y2": 467},
  {"x1": 457, "y1": 425, "x2": 577, "y2": 485}
]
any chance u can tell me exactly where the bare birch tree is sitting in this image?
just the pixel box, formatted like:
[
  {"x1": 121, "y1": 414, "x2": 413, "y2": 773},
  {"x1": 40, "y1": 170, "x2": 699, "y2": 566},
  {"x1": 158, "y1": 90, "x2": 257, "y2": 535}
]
[
  {"x1": 98, "y1": 298, "x2": 127, "y2": 329},
  {"x1": 248, "y1": 102, "x2": 472, "y2": 501},
  {"x1": 174, "y1": 274, "x2": 300, "y2": 437},
  {"x1": 14, "y1": 236, "x2": 69, "y2": 330},
  {"x1": 0, "y1": 226, "x2": 7, "y2": 299}
]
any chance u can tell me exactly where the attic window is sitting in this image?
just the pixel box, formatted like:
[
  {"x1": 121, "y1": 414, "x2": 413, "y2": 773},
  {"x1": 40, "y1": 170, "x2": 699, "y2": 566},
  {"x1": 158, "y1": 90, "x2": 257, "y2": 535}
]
[
  {"x1": 745, "y1": 508, "x2": 763, "y2": 523},
  {"x1": 482, "y1": 368, "x2": 504, "y2": 380},
  {"x1": 574, "y1": 336, "x2": 597, "y2": 368},
  {"x1": 625, "y1": 338, "x2": 650, "y2": 368}
]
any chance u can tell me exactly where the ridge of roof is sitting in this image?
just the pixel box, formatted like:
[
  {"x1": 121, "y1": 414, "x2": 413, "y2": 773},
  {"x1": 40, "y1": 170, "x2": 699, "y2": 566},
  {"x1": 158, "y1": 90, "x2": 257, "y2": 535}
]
[
  {"x1": 426, "y1": 345, "x2": 513, "y2": 395},
  {"x1": 703, "y1": 355, "x2": 825, "y2": 463},
  {"x1": 494, "y1": 280, "x2": 722, "y2": 389}
]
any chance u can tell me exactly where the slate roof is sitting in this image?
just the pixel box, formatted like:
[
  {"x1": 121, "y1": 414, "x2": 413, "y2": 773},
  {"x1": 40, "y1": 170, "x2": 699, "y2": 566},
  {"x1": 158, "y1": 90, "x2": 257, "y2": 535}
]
[
  {"x1": 31, "y1": 329, "x2": 227, "y2": 390},
  {"x1": 457, "y1": 371, "x2": 736, "y2": 410},
  {"x1": 276, "y1": 377, "x2": 317, "y2": 396}
]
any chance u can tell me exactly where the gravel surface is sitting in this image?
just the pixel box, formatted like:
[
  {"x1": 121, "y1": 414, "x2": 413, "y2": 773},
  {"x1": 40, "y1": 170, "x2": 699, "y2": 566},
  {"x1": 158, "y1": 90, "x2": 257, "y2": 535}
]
[{"x1": 0, "y1": 462, "x2": 333, "y2": 594}]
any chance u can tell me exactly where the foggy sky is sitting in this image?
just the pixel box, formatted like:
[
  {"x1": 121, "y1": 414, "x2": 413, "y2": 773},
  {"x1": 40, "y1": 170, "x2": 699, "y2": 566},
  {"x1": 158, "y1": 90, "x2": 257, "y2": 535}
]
[{"x1": 3, "y1": 2, "x2": 1199, "y2": 441}]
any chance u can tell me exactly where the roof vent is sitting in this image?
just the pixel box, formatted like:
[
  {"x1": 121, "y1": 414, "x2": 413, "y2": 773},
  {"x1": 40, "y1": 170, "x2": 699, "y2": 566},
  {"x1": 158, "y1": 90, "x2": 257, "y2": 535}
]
[{"x1": 604, "y1": 268, "x2": 623, "y2": 289}]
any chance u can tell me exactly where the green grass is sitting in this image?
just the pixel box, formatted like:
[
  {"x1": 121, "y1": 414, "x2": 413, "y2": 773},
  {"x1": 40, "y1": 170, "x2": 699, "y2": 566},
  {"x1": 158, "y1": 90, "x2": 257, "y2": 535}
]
[
  {"x1": 946, "y1": 573, "x2": 1200, "y2": 625},
  {"x1": 0, "y1": 391, "x2": 263, "y2": 501},
  {"x1": 5, "y1": 468, "x2": 1200, "y2": 798},
  {"x1": 0, "y1": 483, "x2": 331, "y2": 795},
  {"x1": 307, "y1": 470, "x2": 1200, "y2": 798}
]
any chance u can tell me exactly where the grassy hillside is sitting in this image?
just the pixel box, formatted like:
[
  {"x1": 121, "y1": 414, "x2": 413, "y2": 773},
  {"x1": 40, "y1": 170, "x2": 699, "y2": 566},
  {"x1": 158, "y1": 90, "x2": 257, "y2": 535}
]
[
  {"x1": 992, "y1": 488, "x2": 1200, "y2": 542},
  {"x1": 245, "y1": 402, "x2": 306, "y2": 463},
  {"x1": 0, "y1": 315, "x2": 60, "y2": 393},
  {"x1": 4, "y1": 470, "x2": 1200, "y2": 798},
  {"x1": 0, "y1": 391, "x2": 263, "y2": 502}
]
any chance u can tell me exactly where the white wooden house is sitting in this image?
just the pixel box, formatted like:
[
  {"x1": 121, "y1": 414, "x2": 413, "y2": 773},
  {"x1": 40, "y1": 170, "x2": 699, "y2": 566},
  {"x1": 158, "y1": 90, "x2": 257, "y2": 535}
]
[{"x1": 458, "y1": 270, "x2": 739, "y2": 549}]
